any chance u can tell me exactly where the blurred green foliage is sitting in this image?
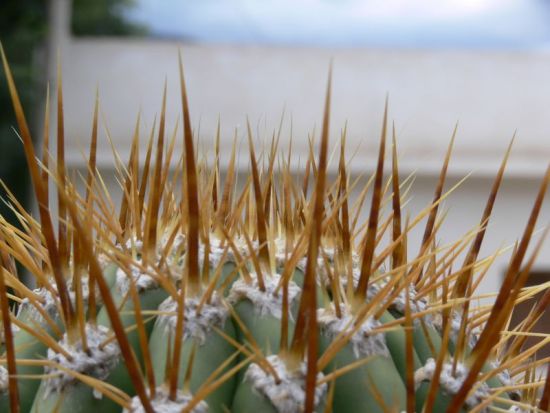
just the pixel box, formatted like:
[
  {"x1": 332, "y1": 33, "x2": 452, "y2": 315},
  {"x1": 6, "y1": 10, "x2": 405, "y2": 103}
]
[
  {"x1": 0, "y1": 0, "x2": 48, "y2": 227},
  {"x1": 72, "y1": 0, "x2": 148, "y2": 36},
  {"x1": 1, "y1": 0, "x2": 145, "y2": 231}
]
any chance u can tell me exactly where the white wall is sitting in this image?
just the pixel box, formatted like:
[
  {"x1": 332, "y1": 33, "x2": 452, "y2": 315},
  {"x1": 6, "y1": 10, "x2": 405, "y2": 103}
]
[
  {"x1": 45, "y1": 0, "x2": 550, "y2": 296},
  {"x1": 52, "y1": 37, "x2": 550, "y2": 176}
]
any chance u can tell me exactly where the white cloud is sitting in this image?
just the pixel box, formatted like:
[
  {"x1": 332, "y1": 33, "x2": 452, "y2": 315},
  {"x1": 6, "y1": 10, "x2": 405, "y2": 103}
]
[{"x1": 127, "y1": 0, "x2": 550, "y2": 49}]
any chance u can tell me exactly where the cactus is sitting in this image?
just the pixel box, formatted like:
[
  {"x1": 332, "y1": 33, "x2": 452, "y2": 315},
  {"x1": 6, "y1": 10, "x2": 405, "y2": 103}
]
[{"x1": 0, "y1": 45, "x2": 549, "y2": 413}]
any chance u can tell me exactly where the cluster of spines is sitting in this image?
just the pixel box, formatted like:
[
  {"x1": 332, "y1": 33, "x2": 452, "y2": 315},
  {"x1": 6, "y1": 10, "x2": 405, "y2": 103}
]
[{"x1": 0, "y1": 43, "x2": 548, "y2": 413}]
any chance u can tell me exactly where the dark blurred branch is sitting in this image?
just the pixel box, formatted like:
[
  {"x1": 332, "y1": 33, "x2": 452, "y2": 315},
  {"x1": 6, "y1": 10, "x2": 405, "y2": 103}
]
[
  {"x1": 71, "y1": 0, "x2": 148, "y2": 36},
  {"x1": 0, "y1": 0, "x2": 48, "y2": 226}
]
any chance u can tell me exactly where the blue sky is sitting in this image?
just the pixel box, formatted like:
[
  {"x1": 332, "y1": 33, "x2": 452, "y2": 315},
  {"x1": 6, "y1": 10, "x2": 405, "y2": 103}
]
[{"x1": 126, "y1": 0, "x2": 550, "y2": 49}]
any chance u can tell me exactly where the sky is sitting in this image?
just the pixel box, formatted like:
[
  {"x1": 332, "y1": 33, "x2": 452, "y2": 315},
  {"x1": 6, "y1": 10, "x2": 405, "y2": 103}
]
[{"x1": 126, "y1": 0, "x2": 550, "y2": 49}]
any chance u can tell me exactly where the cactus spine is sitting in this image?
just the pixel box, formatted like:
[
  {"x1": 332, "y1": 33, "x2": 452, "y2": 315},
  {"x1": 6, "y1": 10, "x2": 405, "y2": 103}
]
[{"x1": 0, "y1": 45, "x2": 549, "y2": 412}]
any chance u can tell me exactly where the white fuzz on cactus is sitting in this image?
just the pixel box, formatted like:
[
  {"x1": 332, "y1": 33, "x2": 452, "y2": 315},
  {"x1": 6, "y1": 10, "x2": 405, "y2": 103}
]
[{"x1": 0, "y1": 47, "x2": 548, "y2": 413}]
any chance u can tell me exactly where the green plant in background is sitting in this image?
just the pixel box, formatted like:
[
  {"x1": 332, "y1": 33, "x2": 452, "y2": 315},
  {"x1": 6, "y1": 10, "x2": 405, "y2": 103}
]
[
  {"x1": 0, "y1": 0, "x2": 146, "y2": 255},
  {"x1": 0, "y1": 46, "x2": 549, "y2": 413},
  {"x1": 71, "y1": 0, "x2": 148, "y2": 37},
  {"x1": 0, "y1": 0, "x2": 47, "y2": 235}
]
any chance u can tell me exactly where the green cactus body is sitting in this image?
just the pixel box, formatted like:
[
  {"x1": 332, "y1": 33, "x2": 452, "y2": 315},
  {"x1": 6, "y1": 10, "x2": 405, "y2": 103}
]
[
  {"x1": 378, "y1": 310, "x2": 422, "y2": 381},
  {"x1": 318, "y1": 309, "x2": 407, "y2": 413},
  {"x1": 1, "y1": 262, "x2": 126, "y2": 412},
  {"x1": 290, "y1": 268, "x2": 327, "y2": 308},
  {"x1": 440, "y1": 317, "x2": 513, "y2": 404},
  {"x1": 29, "y1": 323, "x2": 126, "y2": 413},
  {"x1": 412, "y1": 320, "x2": 445, "y2": 365},
  {"x1": 0, "y1": 329, "x2": 50, "y2": 412},
  {"x1": 228, "y1": 272, "x2": 302, "y2": 356},
  {"x1": 0, "y1": 288, "x2": 67, "y2": 412},
  {"x1": 30, "y1": 379, "x2": 124, "y2": 413},
  {"x1": 449, "y1": 339, "x2": 513, "y2": 405},
  {"x1": 0, "y1": 47, "x2": 547, "y2": 413},
  {"x1": 97, "y1": 278, "x2": 168, "y2": 364},
  {"x1": 148, "y1": 292, "x2": 237, "y2": 413},
  {"x1": 230, "y1": 377, "x2": 282, "y2": 413},
  {"x1": 414, "y1": 358, "x2": 496, "y2": 413},
  {"x1": 232, "y1": 298, "x2": 295, "y2": 356},
  {"x1": 231, "y1": 354, "x2": 327, "y2": 413},
  {"x1": 101, "y1": 263, "x2": 120, "y2": 292},
  {"x1": 415, "y1": 381, "x2": 469, "y2": 413},
  {"x1": 319, "y1": 335, "x2": 406, "y2": 413},
  {"x1": 123, "y1": 386, "x2": 209, "y2": 413},
  {"x1": 217, "y1": 261, "x2": 239, "y2": 295}
]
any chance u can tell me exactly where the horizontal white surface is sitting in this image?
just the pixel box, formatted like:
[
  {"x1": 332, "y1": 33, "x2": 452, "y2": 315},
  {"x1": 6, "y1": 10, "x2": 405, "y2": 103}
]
[{"x1": 52, "y1": 39, "x2": 550, "y2": 179}]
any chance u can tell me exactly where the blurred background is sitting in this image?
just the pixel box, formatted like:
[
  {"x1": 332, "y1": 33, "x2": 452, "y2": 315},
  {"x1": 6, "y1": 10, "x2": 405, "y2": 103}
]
[{"x1": 1, "y1": 0, "x2": 550, "y2": 354}]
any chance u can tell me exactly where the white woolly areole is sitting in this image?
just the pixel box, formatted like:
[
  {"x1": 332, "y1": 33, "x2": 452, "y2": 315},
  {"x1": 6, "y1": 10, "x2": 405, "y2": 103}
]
[
  {"x1": 124, "y1": 386, "x2": 208, "y2": 413},
  {"x1": 227, "y1": 273, "x2": 301, "y2": 319},
  {"x1": 102, "y1": 236, "x2": 144, "y2": 266},
  {"x1": 488, "y1": 361, "x2": 521, "y2": 401},
  {"x1": 44, "y1": 324, "x2": 120, "y2": 398},
  {"x1": 111, "y1": 235, "x2": 166, "y2": 293},
  {"x1": 97, "y1": 235, "x2": 143, "y2": 269},
  {"x1": 69, "y1": 273, "x2": 103, "y2": 308},
  {"x1": 390, "y1": 286, "x2": 432, "y2": 328},
  {"x1": 296, "y1": 245, "x2": 338, "y2": 285},
  {"x1": 245, "y1": 354, "x2": 327, "y2": 412},
  {"x1": 199, "y1": 236, "x2": 241, "y2": 268},
  {"x1": 296, "y1": 255, "x2": 326, "y2": 284},
  {"x1": 219, "y1": 235, "x2": 251, "y2": 261},
  {"x1": 17, "y1": 279, "x2": 105, "y2": 326},
  {"x1": 340, "y1": 266, "x2": 386, "y2": 303},
  {"x1": 414, "y1": 358, "x2": 491, "y2": 411},
  {"x1": 506, "y1": 406, "x2": 529, "y2": 413},
  {"x1": 160, "y1": 232, "x2": 245, "y2": 278},
  {"x1": 155, "y1": 291, "x2": 229, "y2": 345},
  {"x1": 0, "y1": 323, "x2": 20, "y2": 346},
  {"x1": 432, "y1": 310, "x2": 480, "y2": 349},
  {"x1": 97, "y1": 253, "x2": 111, "y2": 270},
  {"x1": 17, "y1": 287, "x2": 59, "y2": 325},
  {"x1": 271, "y1": 237, "x2": 294, "y2": 268},
  {"x1": 391, "y1": 286, "x2": 427, "y2": 315},
  {"x1": 317, "y1": 308, "x2": 390, "y2": 358},
  {"x1": 161, "y1": 232, "x2": 184, "y2": 252},
  {"x1": 0, "y1": 366, "x2": 7, "y2": 394},
  {"x1": 116, "y1": 263, "x2": 159, "y2": 295},
  {"x1": 124, "y1": 237, "x2": 144, "y2": 253},
  {"x1": 347, "y1": 273, "x2": 430, "y2": 327},
  {"x1": 160, "y1": 233, "x2": 185, "y2": 271}
]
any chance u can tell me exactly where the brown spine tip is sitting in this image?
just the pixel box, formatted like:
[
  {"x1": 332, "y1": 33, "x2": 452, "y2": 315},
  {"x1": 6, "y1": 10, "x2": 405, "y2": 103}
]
[
  {"x1": 448, "y1": 166, "x2": 550, "y2": 413},
  {"x1": 355, "y1": 96, "x2": 388, "y2": 302},
  {"x1": 63, "y1": 186, "x2": 154, "y2": 413},
  {"x1": 246, "y1": 119, "x2": 271, "y2": 272},
  {"x1": 391, "y1": 124, "x2": 404, "y2": 270},
  {"x1": 137, "y1": 118, "x2": 156, "y2": 230},
  {"x1": 178, "y1": 50, "x2": 200, "y2": 295},
  {"x1": 128, "y1": 279, "x2": 156, "y2": 397},
  {"x1": 143, "y1": 80, "x2": 167, "y2": 261},
  {"x1": 56, "y1": 58, "x2": 69, "y2": 275},
  {"x1": 291, "y1": 63, "x2": 332, "y2": 413},
  {"x1": 0, "y1": 43, "x2": 74, "y2": 333},
  {"x1": 216, "y1": 131, "x2": 237, "y2": 232},
  {"x1": 410, "y1": 124, "x2": 457, "y2": 284},
  {"x1": 453, "y1": 136, "x2": 513, "y2": 299},
  {"x1": 41, "y1": 83, "x2": 51, "y2": 220},
  {"x1": 0, "y1": 252, "x2": 20, "y2": 412},
  {"x1": 119, "y1": 111, "x2": 140, "y2": 235},
  {"x1": 85, "y1": 88, "x2": 100, "y2": 206},
  {"x1": 167, "y1": 51, "x2": 202, "y2": 397}
]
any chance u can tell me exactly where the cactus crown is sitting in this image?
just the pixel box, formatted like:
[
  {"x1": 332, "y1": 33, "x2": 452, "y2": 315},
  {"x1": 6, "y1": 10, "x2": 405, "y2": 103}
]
[{"x1": 0, "y1": 46, "x2": 549, "y2": 413}]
